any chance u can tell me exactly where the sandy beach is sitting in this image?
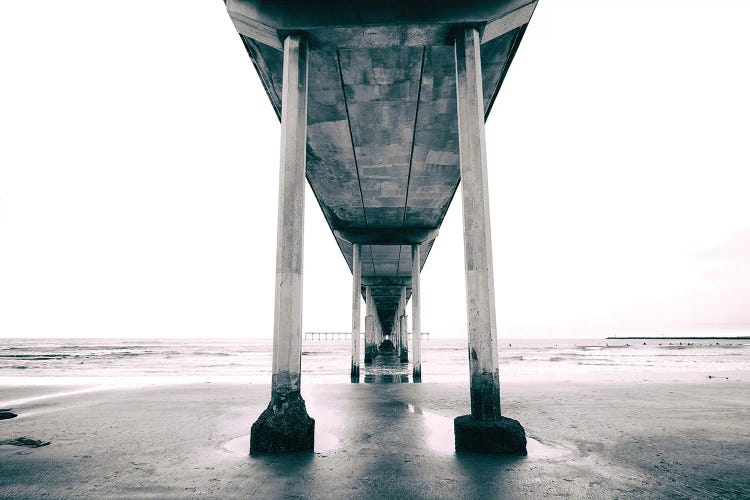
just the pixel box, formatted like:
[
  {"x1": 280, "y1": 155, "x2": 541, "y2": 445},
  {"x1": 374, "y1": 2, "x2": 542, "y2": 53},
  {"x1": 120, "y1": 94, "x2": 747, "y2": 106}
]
[{"x1": 1, "y1": 378, "x2": 748, "y2": 499}]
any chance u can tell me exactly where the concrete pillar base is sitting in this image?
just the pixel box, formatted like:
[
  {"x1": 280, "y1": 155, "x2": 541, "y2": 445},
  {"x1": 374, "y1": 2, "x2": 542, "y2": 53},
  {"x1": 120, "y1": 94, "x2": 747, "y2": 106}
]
[
  {"x1": 364, "y1": 346, "x2": 378, "y2": 364},
  {"x1": 453, "y1": 415, "x2": 526, "y2": 455},
  {"x1": 400, "y1": 350, "x2": 408, "y2": 363},
  {"x1": 350, "y1": 365, "x2": 359, "y2": 378},
  {"x1": 250, "y1": 391, "x2": 315, "y2": 453}
]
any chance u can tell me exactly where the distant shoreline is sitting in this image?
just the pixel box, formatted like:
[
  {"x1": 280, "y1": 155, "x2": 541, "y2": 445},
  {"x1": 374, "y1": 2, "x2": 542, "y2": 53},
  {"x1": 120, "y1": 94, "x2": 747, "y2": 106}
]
[{"x1": 606, "y1": 337, "x2": 749, "y2": 340}]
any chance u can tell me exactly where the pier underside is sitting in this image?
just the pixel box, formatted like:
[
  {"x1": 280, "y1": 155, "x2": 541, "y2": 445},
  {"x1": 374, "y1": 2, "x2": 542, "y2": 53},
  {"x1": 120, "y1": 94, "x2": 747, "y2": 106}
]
[
  {"x1": 229, "y1": 0, "x2": 534, "y2": 332},
  {"x1": 225, "y1": 0, "x2": 536, "y2": 454}
]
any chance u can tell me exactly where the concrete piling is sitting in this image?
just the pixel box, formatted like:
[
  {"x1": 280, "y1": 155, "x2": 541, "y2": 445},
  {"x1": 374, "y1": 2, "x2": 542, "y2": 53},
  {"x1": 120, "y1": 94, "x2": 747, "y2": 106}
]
[
  {"x1": 411, "y1": 244, "x2": 422, "y2": 380},
  {"x1": 250, "y1": 34, "x2": 315, "y2": 454},
  {"x1": 364, "y1": 286, "x2": 377, "y2": 363},
  {"x1": 399, "y1": 286, "x2": 408, "y2": 363},
  {"x1": 351, "y1": 243, "x2": 361, "y2": 378},
  {"x1": 453, "y1": 26, "x2": 526, "y2": 454}
]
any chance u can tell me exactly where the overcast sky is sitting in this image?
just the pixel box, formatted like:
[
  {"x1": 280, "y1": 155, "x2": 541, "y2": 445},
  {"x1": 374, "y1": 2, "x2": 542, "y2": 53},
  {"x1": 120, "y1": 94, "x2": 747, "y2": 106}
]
[{"x1": 1, "y1": 1, "x2": 749, "y2": 339}]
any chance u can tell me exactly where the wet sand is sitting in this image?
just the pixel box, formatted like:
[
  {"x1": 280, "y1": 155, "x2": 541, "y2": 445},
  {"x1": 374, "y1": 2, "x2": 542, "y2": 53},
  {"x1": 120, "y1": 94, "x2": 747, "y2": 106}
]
[{"x1": 1, "y1": 380, "x2": 748, "y2": 499}]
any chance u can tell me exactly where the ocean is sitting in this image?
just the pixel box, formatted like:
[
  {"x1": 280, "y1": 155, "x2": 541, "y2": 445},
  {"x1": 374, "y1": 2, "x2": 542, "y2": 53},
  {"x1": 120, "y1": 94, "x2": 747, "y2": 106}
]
[{"x1": 1, "y1": 337, "x2": 747, "y2": 387}]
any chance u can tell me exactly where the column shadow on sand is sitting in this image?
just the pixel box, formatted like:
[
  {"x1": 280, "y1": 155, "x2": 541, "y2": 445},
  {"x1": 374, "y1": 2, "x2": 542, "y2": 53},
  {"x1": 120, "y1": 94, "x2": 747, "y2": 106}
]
[{"x1": 225, "y1": 383, "x2": 570, "y2": 498}]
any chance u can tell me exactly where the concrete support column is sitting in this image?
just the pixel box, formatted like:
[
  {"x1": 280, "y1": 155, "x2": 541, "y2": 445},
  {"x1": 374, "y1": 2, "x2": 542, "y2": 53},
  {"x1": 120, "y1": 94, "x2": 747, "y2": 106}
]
[
  {"x1": 351, "y1": 243, "x2": 362, "y2": 378},
  {"x1": 364, "y1": 286, "x2": 377, "y2": 363},
  {"x1": 453, "y1": 27, "x2": 525, "y2": 454},
  {"x1": 250, "y1": 34, "x2": 315, "y2": 454},
  {"x1": 411, "y1": 245, "x2": 422, "y2": 379},
  {"x1": 393, "y1": 309, "x2": 401, "y2": 356},
  {"x1": 399, "y1": 286, "x2": 408, "y2": 363}
]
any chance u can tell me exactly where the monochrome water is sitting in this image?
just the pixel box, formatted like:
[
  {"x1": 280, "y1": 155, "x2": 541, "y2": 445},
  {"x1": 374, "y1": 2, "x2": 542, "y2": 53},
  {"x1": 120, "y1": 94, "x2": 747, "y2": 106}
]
[{"x1": 1, "y1": 337, "x2": 746, "y2": 386}]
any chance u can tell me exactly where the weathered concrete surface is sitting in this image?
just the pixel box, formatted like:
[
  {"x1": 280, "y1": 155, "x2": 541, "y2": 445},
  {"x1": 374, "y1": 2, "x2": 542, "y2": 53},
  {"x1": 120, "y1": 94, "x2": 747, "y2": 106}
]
[
  {"x1": 411, "y1": 244, "x2": 422, "y2": 379},
  {"x1": 364, "y1": 286, "x2": 377, "y2": 364},
  {"x1": 253, "y1": 34, "x2": 315, "y2": 453},
  {"x1": 399, "y1": 286, "x2": 408, "y2": 363},
  {"x1": 454, "y1": 415, "x2": 527, "y2": 455},
  {"x1": 228, "y1": 1, "x2": 535, "y2": 332},
  {"x1": 351, "y1": 243, "x2": 361, "y2": 377},
  {"x1": 251, "y1": 391, "x2": 315, "y2": 453},
  {"x1": 400, "y1": 314, "x2": 408, "y2": 363},
  {"x1": 269, "y1": 34, "x2": 308, "y2": 401},
  {"x1": 455, "y1": 27, "x2": 502, "y2": 421},
  {"x1": 227, "y1": 0, "x2": 536, "y2": 49},
  {"x1": 451, "y1": 26, "x2": 525, "y2": 452}
]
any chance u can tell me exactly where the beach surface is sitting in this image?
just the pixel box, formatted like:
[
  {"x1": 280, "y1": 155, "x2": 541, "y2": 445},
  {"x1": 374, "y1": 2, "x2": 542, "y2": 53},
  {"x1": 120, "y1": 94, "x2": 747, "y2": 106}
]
[{"x1": 1, "y1": 378, "x2": 748, "y2": 499}]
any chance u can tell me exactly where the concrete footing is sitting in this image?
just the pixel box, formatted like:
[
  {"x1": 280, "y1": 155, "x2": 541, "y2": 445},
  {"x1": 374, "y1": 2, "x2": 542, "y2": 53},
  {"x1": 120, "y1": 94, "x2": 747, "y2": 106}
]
[
  {"x1": 400, "y1": 349, "x2": 408, "y2": 363},
  {"x1": 364, "y1": 345, "x2": 378, "y2": 364},
  {"x1": 453, "y1": 415, "x2": 526, "y2": 455},
  {"x1": 250, "y1": 391, "x2": 315, "y2": 453}
]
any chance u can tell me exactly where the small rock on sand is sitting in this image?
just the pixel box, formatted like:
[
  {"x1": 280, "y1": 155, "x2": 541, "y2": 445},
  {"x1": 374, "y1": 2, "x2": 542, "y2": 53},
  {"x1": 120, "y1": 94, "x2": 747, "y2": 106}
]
[
  {"x1": 0, "y1": 437, "x2": 50, "y2": 448},
  {"x1": 0, "y1": 410, "x2": 18, "y2": 420}
]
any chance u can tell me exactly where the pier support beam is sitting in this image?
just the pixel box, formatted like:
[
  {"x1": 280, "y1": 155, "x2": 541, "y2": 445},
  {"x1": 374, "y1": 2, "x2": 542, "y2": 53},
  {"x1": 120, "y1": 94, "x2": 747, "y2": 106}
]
[
  {"x1": 452, "y1": 27, "x2": 526, "y2": 454},
  {"x1": 411, "y1": 244, "x2": 422, "y2": 380},
  {"x1": 251, "y1": 34, "x2": 314, "y2": 454},
  {"x1": 364, "y1": 286, "x2": 377, "y2": 363},
  {"x1": 399, "y1": 286, "x2": 408, "y2": 363},
  {"x1": 351, "y1": 243, "x2": 361, "y2": 378}
]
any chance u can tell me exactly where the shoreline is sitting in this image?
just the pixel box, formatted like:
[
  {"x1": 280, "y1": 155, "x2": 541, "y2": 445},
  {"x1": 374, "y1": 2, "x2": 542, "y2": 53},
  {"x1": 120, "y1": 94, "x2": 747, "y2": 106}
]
[{"x1": 606, "y1": 336, "x2": 750, "y2": 340}]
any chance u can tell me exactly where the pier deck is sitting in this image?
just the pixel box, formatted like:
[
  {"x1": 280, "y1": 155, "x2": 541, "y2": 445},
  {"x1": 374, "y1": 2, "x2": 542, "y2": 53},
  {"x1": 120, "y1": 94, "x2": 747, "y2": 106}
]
[{"x1": 228, "y1": 0, "x2": 535, "y2": 332}]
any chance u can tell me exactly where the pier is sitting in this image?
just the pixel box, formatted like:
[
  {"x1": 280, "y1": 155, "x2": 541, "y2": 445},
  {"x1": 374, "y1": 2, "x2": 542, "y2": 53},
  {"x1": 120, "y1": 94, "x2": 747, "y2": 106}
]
[
  {"x1": 222, "y1": 0, "x2": 537, "y2": 454},
  {"x1": 304, "y1": 332, "x2": 429, "y2": 341}
]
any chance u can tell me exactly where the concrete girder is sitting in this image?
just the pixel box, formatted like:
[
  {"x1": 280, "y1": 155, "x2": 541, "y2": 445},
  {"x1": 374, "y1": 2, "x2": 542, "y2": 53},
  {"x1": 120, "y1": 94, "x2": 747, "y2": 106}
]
[
  {"x1": 334, "y1": 227, "x2": 438, "y2": 245},
  {"x1": 227, "y1": 0, "x2": 537, "y2": 49},
  {"x1": 230, "y1": 4, "x2": 534, "y2": 289}
]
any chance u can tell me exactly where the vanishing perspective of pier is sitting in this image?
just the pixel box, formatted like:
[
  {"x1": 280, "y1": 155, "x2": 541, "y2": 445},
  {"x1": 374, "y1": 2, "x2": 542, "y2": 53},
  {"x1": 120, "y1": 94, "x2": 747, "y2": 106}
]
[
  {"x1": 221, "y1": 0, "x2": 537, "y2": 454},
  {"x1": 304, "y1": 332, "x2": 429, "y2": 341}
]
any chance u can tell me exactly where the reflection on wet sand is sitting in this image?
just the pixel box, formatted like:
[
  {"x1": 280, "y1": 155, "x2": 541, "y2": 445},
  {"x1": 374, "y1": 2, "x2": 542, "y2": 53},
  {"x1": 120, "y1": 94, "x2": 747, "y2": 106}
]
[{"x1": 361, "y1": 351, "x2": 415, "y2": 384}]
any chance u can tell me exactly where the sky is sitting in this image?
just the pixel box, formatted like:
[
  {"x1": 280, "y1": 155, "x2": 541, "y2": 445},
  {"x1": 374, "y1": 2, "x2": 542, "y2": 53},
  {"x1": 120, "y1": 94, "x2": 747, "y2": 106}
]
[{"x1": 1, "y1": 1, "x2": 749, "y2": 339}]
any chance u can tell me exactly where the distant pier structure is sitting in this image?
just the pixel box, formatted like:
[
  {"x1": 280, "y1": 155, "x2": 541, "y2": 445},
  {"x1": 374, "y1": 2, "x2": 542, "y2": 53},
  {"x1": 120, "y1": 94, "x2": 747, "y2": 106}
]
[
  {"x1": 222, "y1": 0, "x2": 537, "y2": 455},
  {"x1": 304, "y1": 332, "x2": 429, "y2": 340}
]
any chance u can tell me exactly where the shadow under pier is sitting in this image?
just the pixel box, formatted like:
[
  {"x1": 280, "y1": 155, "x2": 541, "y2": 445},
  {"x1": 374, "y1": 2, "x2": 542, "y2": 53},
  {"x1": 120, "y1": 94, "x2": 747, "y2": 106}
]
[{"x1": 362, "y1": 344, "x2": 413, "y2": 384}]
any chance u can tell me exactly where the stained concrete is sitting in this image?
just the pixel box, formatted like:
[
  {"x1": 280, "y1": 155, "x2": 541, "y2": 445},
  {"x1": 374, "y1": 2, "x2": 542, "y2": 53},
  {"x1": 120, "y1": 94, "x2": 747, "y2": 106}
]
[
  {"x1": 227, "y1": 0, "x2": 535, "y2": 332},
  {"x1": 250, "y1": 391, "x2": 315, "y2": 453},
  {"x1": 350, "y1": 243, "x2": 361, "y2": 377},
  {"x1": 454, "y1": 415, "x2": 526, "y2": 455}
]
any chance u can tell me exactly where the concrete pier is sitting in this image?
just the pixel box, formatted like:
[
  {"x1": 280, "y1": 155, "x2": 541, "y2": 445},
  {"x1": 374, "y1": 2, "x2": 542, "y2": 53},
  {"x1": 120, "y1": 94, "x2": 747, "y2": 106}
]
[
  {"x1": 399, "y1": 286, "x2": 408, "y2": 363},
  {"x1": 250, "y1": 33, "x2": 315, "y2": 454},
  {"x1": 224, "y1": 0, "x2": 537, "y2": 454},
  {"x1": 411, "y1": 244, "x2": 422, "y2": 380},
  {"x1": 364, "y1": 286, "x2": 377, "y2": 364},
  {"x1": 351, "y1": 243, "x2": 361, "y2": 378},
  {"x1": 452, "y1": 26, "x2": 525, "y2": 454}
]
